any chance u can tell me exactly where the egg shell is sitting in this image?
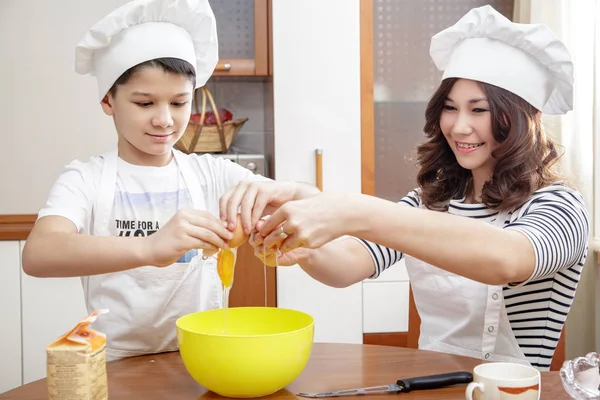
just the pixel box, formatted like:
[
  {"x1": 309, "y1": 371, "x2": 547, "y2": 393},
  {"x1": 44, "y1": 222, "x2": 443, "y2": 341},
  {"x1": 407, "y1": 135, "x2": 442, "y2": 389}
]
[
  {"x1": 228, "y1": 214, "x2": 249, "y2": 248},
  {"x1": 258, "y1": 251, "x2": 279, "y2": 267}
]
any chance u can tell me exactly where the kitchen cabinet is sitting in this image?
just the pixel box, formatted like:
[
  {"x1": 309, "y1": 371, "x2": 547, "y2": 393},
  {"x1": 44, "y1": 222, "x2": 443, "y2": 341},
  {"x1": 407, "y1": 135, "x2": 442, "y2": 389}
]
[
  {"x1": 0, "y1": 239, "x2": 90, "y2": 393},
  {"x1": 272, "y1": 0, "x2": 364, "y2": 344},
  {"x1": 270, "y1": 0, "x2": 415, "y2": 346},
  {"x1": 363, "y1": 261, "x2": 410, "y2": 334},
  {"x1": 229, "y1": 241, "x2": 276, "y2": 308},
  {"x1": 0, "y1": 241, "x2": 22, "y2": 394},
  {"x1": 19, "y1": 242, "x2": 88, "y2": 384},
  {"x1": 209, "y1": 0, "x2": 271, "y2": 76}
]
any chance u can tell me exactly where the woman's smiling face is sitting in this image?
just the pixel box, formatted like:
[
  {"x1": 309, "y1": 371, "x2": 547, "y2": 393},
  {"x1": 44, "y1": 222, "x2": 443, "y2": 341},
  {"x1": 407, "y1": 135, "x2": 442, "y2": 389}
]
[{"x1": 440, "y1": 78, "x2": 499, "y2": 178}]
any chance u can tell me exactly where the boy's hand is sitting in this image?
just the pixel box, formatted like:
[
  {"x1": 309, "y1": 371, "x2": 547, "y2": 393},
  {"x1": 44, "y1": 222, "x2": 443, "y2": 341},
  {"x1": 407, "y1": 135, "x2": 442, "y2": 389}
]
[
  {"x1": 144, "y1": 209, "x2": 233, "y2": 267},
  {"x1": 220, "y1": 181, "x2": 297, "y2": 234}
]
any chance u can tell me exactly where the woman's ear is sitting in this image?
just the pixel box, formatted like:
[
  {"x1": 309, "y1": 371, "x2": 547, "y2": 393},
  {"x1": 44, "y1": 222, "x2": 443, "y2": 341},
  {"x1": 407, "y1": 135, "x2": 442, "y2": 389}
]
[{"x1": 100, "y1": 94, "x2": 114, "y2": 116}]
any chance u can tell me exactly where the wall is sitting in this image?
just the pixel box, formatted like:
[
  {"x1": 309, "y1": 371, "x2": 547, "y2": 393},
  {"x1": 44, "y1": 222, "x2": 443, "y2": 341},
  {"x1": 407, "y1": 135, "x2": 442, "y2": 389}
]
[
  {"x1": 0, "y1": 1, "x2": 118, "y2": 214},
  {"x1": 0, "y1": 1, "x2": 271, "y2": 215}
]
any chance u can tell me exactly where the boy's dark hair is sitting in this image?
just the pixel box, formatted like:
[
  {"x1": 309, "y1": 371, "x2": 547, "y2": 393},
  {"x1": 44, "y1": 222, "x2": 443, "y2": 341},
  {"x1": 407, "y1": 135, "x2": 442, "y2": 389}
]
[{"x1": 108, "y1": 57, "x2": 196, "y2": 95}]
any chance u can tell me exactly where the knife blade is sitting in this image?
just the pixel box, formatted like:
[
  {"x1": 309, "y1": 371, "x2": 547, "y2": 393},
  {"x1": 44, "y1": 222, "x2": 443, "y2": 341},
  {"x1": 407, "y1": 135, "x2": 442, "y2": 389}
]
[{"x1": 296, "y1": 371, "x2": 473, "y2": 397}]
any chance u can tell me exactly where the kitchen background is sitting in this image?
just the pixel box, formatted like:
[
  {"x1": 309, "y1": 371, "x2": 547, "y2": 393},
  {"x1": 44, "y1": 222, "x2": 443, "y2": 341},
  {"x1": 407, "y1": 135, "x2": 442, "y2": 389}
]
[{"x1": 0, "y1": 0, "x2": 598, "y2": 395}]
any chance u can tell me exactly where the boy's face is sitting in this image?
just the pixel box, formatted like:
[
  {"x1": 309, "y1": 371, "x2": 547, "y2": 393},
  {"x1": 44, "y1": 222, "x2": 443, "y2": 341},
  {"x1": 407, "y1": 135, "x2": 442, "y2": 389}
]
[{"x1": 101, "y1": 66, "x2": 194, "y2": 166}]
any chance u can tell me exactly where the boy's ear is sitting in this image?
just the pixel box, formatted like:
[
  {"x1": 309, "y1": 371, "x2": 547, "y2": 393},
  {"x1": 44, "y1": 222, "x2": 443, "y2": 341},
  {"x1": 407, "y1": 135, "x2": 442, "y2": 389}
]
[{"x1": 100, "y1": 94, "x2": 114, "y2": 116}]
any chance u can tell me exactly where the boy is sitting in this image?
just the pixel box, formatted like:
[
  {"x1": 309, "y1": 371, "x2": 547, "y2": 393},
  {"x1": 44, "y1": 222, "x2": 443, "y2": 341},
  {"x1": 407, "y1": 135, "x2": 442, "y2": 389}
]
[{"x1": 21, "y1": 0, "x2": 314, "y2": 361}]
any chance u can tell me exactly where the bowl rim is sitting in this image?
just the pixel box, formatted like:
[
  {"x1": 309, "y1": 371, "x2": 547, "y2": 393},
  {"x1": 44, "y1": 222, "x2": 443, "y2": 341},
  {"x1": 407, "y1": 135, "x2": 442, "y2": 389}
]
[{"x1": 175, "y1": 306, "x2": 315, "y2": 339}]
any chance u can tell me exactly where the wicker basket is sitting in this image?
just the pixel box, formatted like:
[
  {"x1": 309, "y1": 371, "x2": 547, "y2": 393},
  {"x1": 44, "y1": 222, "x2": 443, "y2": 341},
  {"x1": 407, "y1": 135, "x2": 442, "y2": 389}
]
[{"x1": 175, "y1": 86, "x2": 248, "y2": 154}]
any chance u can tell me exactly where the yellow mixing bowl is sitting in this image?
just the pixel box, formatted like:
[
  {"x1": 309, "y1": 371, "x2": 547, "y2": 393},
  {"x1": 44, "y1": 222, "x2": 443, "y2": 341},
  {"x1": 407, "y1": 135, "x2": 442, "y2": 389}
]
[{"x1": 176, "y1": 307, "x2": 315, "y2": 398}]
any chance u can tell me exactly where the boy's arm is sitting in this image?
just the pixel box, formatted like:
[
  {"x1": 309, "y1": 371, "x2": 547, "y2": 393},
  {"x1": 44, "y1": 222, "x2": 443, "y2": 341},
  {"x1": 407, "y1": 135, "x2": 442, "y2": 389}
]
[
  {"x1": 24, "y1": 155, "x2": 243, "y2": 278},
  {"x1": 23, "y1": 159, "x2": 151, "y2": 278},
  {"x1": 22, "y1": 216, "x2": 147, "y2": 277},
  {"x1": 23, "y1": 208, "x2": 234, "y2": 278}
]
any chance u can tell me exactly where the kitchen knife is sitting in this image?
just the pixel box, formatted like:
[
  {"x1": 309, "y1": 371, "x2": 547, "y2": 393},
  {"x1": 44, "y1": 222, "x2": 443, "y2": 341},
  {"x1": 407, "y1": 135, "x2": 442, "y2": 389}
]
[{"x1": 296, "y1": 371, "x2": 473, "y2": 397}]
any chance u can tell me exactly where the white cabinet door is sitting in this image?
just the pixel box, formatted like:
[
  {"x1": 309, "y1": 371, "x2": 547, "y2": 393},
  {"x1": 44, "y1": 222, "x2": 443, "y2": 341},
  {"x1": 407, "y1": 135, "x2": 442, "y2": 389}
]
[
  {"x1": 19, "y1": 241, "x2": 88, "y2": 384},
  {"x1": 272, "y1": 0, "x2": 363, "y2": 344},
  {"x1": 363, "y1": 281, "x2": 410, "y2": 333},
  {"x1": 363, "y1": 259, "x2": 410, "y2": 333},
  {"x1": 0, "y1": 241, "x2": 22, "y2": 394}
]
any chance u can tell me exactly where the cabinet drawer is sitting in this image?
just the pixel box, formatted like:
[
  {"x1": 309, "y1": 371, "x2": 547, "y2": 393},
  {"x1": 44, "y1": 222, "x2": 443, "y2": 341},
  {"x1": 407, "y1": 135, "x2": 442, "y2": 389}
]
[
  {"x1": 363, "y1": 281, "x2": 409, "y2": 333},
  {"x1": 20, "y1": 242, "x2": 88, "y2": 384},
  {"x1": 277, "y1": 266, "x2": 363, "y2": 344}
]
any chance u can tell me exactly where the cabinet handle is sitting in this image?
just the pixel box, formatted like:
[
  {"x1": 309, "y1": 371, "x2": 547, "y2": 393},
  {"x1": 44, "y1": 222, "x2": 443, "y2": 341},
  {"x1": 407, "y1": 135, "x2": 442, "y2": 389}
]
[
  {"x1": 315, "y1": 149, "x2": 323, "y2": 191},
  {"x1": 215, "y1": 62, "x2": 232, "y2": 71}
]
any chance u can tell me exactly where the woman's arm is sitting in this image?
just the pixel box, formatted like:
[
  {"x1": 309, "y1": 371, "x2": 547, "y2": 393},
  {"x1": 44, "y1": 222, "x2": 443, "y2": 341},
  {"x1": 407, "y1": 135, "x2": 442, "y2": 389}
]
[
  {"x1": 265, "y1": 237, "x2": 377, "y2": 288},
  {"x1": 259, "y1": 186, "x2": 589, "y2": 287},
  {"x1": 354, "y1": 197, "x2": 535, "y2": 285},
  {"x1": 260, "y1": 192, "x2": 535, "y2": 286}
]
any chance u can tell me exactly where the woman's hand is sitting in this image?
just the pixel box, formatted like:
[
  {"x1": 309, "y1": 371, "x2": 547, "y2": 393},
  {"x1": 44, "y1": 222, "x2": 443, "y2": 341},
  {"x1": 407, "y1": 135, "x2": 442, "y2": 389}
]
[
  {"x1": 255, "y1": 192, "x2": 360, "y2": 253},
  {"x1": 219, "y1": 180, "x2": 320, "y2": 235},
  {"x1": 250, "y1": 222, "x2": 311, "y2": 266}
]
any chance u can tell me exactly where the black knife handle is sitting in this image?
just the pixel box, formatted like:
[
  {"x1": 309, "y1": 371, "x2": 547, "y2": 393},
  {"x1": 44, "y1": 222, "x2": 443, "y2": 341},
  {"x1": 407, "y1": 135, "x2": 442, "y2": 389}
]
[{"x1": 396, "y1": 371, "x2": 473, "y2": 392}]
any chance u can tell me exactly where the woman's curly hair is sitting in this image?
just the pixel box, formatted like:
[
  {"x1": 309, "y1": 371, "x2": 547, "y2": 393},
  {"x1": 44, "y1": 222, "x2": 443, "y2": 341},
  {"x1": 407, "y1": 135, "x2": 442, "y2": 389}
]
[{"x1": 416, "y1": 78, "x2": 564, "y2": 212}]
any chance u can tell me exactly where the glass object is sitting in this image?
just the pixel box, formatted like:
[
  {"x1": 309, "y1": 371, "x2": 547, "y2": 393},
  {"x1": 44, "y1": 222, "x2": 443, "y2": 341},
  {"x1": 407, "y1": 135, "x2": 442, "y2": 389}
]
[
  {"x1": 208, "y1": 0, "x2": 255, "y2": 59},
  {"x1": 372, "y1": 0, "x2": 514, "y2": 201},
  {"x1": 560, "y1": 352, "x2": 600, "y2": 399}
]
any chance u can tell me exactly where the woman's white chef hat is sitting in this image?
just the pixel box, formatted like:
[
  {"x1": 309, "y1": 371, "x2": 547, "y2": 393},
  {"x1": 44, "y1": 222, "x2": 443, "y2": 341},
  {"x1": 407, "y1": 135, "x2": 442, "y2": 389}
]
[
  {"x1": 429, "y1": 5, "x2": 574, "y2": 115},
  {"x1": 75, "y1": 0, "x2": 218, "y2": 101}
]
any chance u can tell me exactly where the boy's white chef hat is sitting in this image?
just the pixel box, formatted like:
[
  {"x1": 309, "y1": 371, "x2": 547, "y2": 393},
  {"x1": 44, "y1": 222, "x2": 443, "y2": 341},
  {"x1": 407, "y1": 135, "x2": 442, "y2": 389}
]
[
  {"x1": 75, "y1": 0, "x2": 218, "y2": 101},
  {"x1": 429, "y1": 5, "x2": 574, "y2": 115}
]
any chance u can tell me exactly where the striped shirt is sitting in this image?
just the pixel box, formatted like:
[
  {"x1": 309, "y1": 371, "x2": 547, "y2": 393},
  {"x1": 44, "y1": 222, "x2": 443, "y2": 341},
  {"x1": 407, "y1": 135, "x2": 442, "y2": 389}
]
[{"x1": 358, "y1": 184, "x2": 590, "y2": 371}]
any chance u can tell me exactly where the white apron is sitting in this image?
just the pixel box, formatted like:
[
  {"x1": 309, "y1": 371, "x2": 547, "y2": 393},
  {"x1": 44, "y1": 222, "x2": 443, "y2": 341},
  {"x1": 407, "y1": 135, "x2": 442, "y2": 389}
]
[
  {"x1": 81, "y1": 149, "x2": 222, "y2": 361},
  {"x1": 405, "y1": 208, "x2": 530, "y2": 366}
]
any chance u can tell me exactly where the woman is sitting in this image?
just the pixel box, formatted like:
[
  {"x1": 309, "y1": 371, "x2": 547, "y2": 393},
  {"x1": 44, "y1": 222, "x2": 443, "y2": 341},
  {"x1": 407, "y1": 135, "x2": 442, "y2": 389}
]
[{"x1": 221, "y1": 5, "x2": 590, "y2": 371}]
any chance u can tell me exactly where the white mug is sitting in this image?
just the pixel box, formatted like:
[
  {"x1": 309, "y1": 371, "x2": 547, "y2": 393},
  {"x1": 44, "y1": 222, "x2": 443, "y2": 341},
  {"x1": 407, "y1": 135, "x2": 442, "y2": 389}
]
[{"x1": 465, "y1": 362, "x2": 541, "y2": 400}]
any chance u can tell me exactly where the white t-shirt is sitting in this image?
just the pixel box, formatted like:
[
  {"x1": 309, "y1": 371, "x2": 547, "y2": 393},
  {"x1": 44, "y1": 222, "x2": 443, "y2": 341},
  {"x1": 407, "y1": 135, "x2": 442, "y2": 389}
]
[
  {"x1": 37, "y1": 150, "x2": 268, "y2": 359},
  {"x1": 39, "y1": 153, "x2": 264, "y2": 242}
]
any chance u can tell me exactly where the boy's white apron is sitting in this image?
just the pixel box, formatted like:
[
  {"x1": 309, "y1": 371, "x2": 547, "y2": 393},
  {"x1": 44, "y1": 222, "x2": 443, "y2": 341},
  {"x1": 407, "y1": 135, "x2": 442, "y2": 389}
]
[
  {"x1": 81, "y1": 149, "x2": 222, "y2": 361},
  {"x1": 405, "y1": 208, "x2": 530, "y2": 365}
]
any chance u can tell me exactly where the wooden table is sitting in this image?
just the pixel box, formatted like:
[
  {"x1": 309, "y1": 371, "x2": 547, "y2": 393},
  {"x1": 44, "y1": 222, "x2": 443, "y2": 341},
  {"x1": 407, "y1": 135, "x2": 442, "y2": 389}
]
[{"x1": 0, "y1": 343, "x2": 570, "y2": 399}]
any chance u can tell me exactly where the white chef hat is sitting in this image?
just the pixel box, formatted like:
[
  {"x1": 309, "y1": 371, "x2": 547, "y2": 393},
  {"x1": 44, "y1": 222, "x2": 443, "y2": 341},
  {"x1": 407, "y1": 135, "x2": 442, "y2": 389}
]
[
  {"x1": 429, "y1": 5, "x2": 574, "y2": 115},
  {"x1": 75, "y1": 0, "x2": 218, "y2": 101}
]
